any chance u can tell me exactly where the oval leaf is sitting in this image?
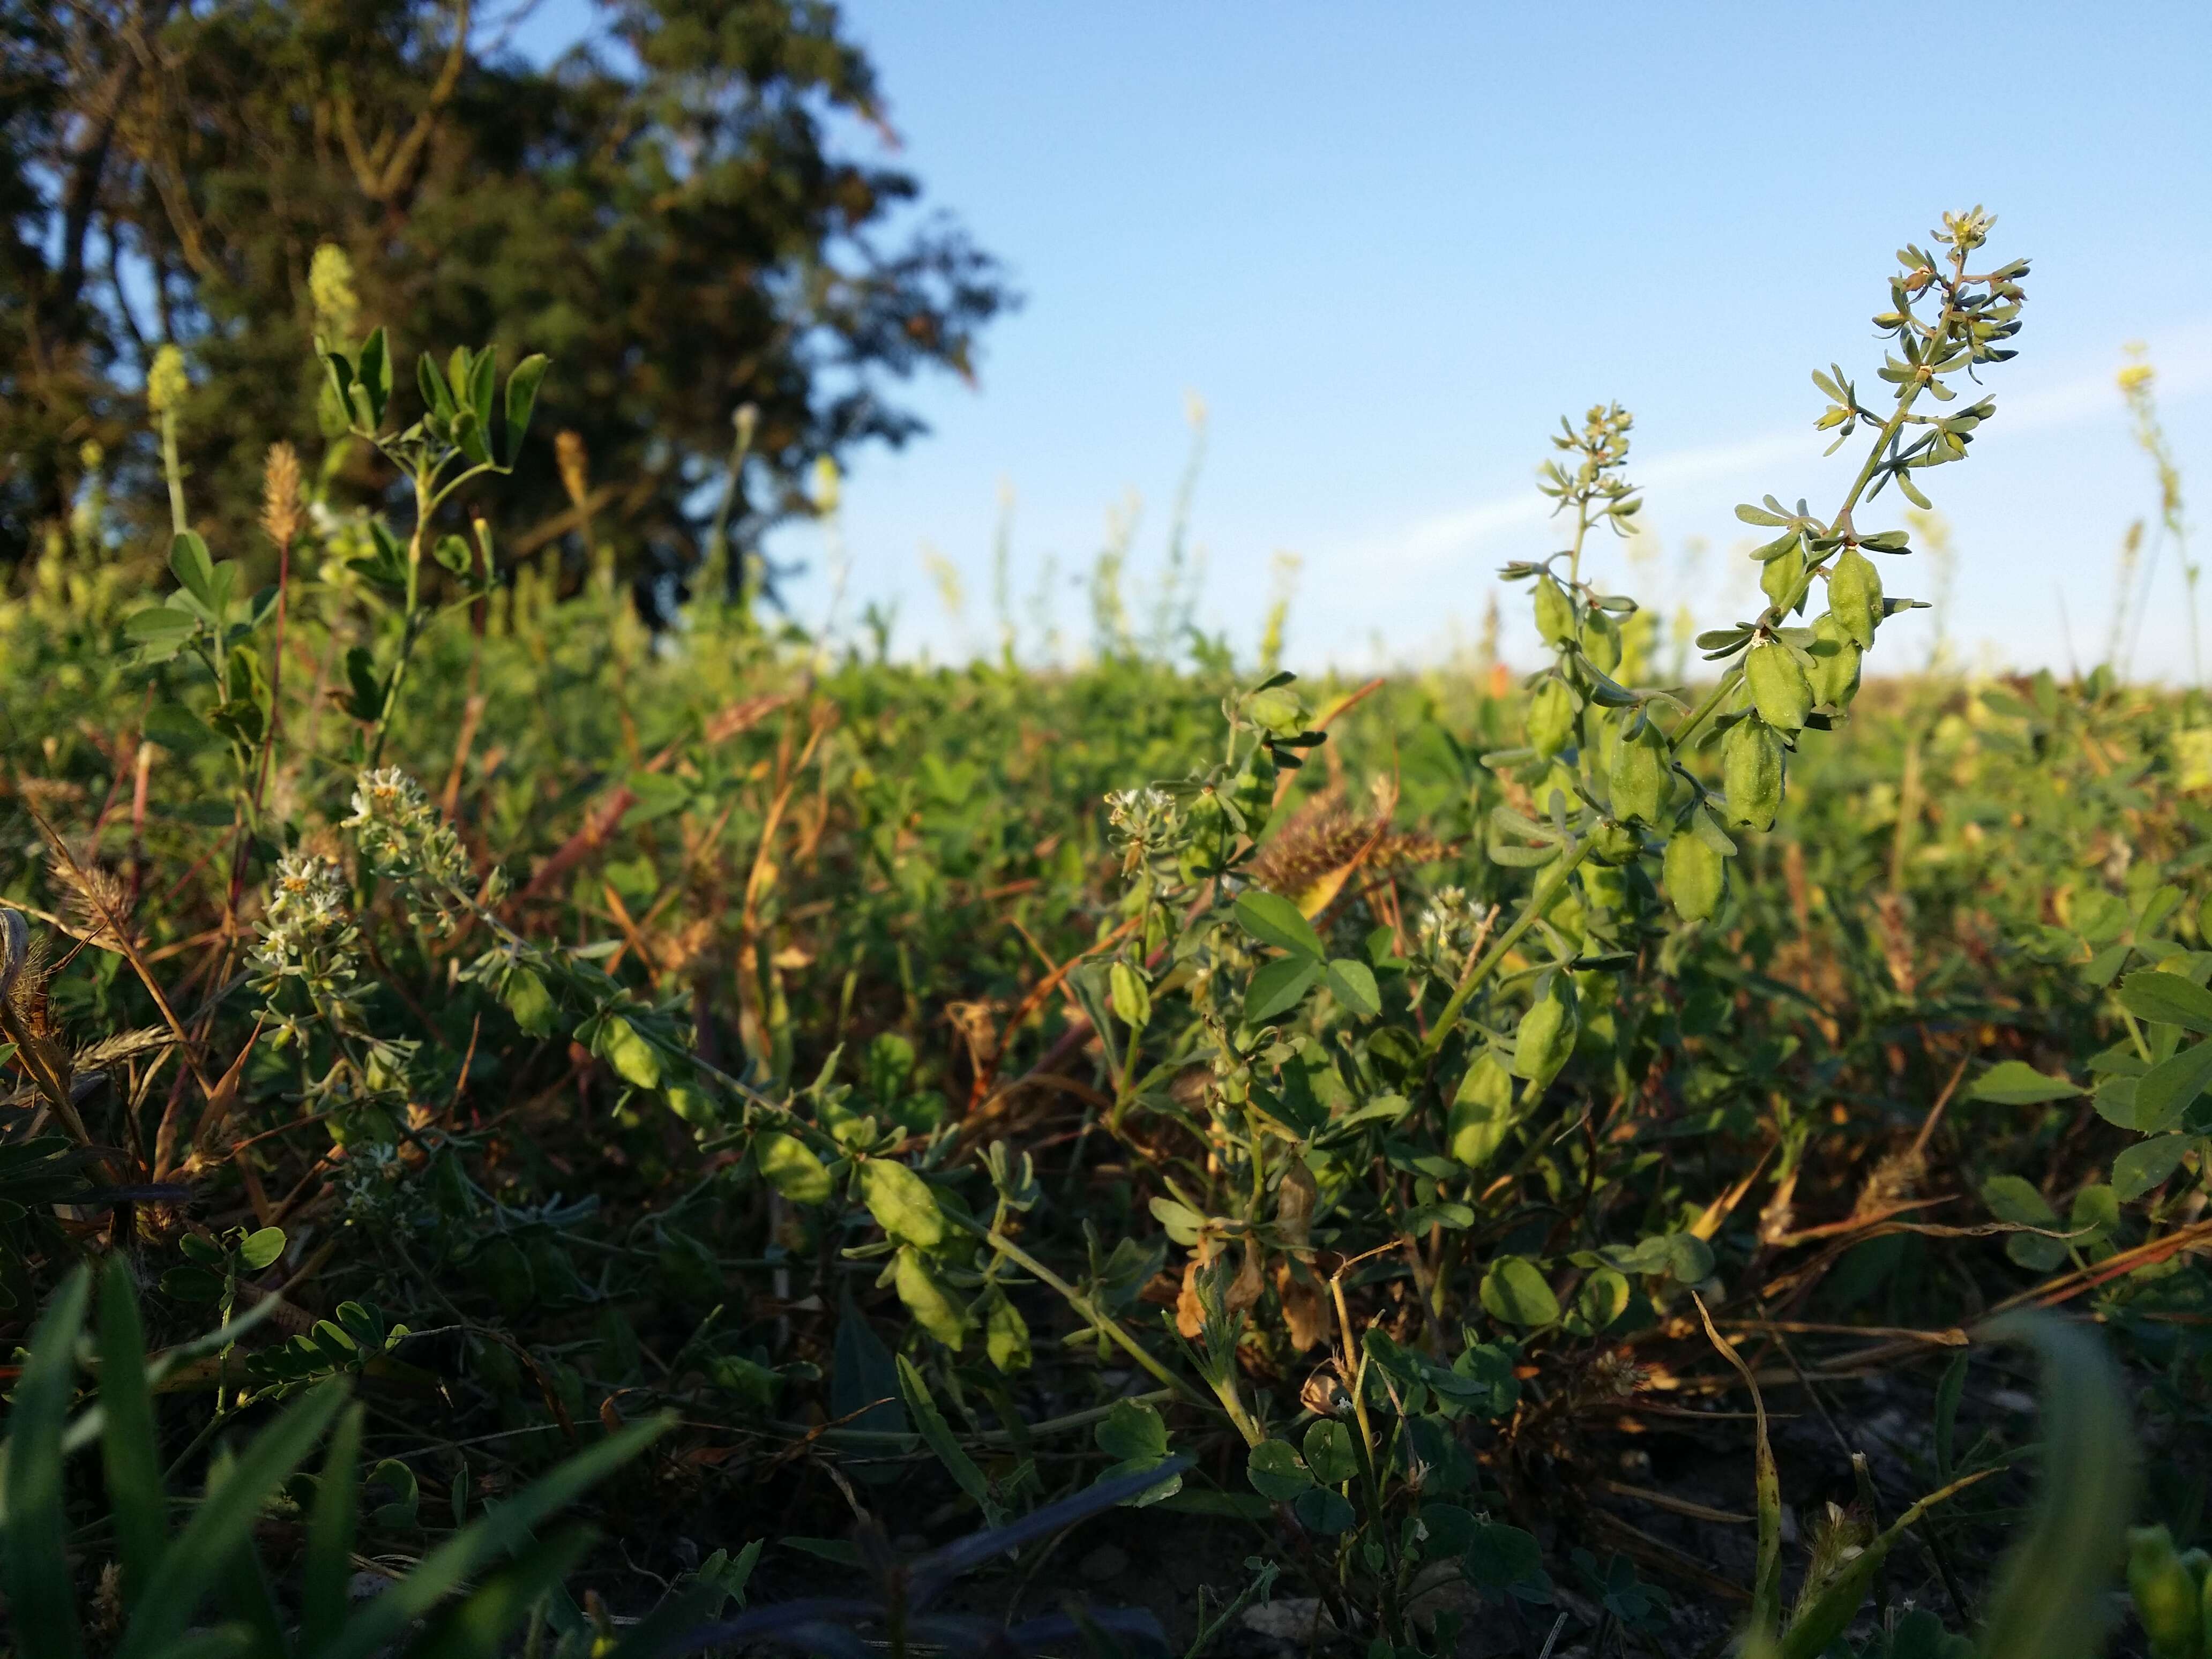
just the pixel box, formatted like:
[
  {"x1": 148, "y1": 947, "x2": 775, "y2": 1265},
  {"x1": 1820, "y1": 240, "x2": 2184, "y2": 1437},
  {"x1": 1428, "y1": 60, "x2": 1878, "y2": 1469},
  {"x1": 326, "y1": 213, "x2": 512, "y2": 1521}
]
[{"x1": 1235, "y1": 890, "x2": 1325, "y2": 960}]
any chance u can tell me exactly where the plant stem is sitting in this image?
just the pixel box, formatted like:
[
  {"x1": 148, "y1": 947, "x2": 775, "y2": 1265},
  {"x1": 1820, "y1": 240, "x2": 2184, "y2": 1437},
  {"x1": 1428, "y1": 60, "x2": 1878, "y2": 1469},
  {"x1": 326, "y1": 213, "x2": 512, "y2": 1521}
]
[
  {"x1": 160, "y1": 409, "x2": 188, "y2": 535},
  {"x1": 963, "y1": 1220, "x2": 1215, "y2": 1415},
  {"x1": 1418, "y1": 839, "x2": 1591, "y2": 1059}
]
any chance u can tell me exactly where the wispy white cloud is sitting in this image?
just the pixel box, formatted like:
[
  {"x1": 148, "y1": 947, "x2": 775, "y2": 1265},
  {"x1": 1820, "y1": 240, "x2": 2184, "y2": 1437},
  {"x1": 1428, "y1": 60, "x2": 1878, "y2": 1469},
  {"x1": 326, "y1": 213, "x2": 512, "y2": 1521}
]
[{"x1": 1336, "y1": 325, "x2": 2212, "y2": 574}]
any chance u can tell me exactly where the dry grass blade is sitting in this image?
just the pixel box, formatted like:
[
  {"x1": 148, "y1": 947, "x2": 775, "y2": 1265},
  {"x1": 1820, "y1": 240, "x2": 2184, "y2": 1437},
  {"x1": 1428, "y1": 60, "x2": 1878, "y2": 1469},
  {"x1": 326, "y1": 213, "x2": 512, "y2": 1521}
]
[{"x1": 1694, "y1": 1290, "x2": 1782, "y2": 1641}]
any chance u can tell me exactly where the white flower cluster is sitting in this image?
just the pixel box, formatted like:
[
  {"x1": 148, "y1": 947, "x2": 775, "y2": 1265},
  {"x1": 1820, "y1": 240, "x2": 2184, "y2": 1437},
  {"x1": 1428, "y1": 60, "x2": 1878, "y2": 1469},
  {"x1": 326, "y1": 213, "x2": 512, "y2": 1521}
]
[
  {"x1": 343, "y1": 767, "x2": 495, "y2": 928},
  {"x1": 1411, "y1": 885, "x2": 1487, "y2": 995},
  {"x1": 1104, "y1": 787, "x2": 1177, "y2": 846},
  {"x1": 249, "y1": 853, "x2": 361, "y2": 1035}
]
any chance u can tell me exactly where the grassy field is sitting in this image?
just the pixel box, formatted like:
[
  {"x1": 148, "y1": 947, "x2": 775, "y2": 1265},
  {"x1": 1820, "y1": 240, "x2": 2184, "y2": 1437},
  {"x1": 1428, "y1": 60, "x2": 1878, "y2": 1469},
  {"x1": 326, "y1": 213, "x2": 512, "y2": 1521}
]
[{"x1": 2, "y1": 215, "x2": 2207, "y2": 1659}]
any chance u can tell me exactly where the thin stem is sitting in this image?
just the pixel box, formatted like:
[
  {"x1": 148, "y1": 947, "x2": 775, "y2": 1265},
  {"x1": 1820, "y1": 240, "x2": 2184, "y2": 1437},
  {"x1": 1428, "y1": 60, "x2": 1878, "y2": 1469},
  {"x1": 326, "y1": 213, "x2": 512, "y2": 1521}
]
[
  {"x1": 1418, "y1": 839, "x2": 1592, "y2": 1060},
  {"x1": 160, "y1": 409, "x2": 188, "y2": 535},
  {"x1": 1671, "y1": 242, "x2": 1976, "y2": 757},
  {"x1": 963, "y1": 1220, "x2": 1213, "y2": 1414}
]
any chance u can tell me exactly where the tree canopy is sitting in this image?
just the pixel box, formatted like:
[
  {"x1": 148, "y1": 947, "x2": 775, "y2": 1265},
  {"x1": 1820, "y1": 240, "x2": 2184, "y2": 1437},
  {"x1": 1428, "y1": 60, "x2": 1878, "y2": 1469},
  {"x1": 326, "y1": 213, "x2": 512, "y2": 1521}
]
[{"x1": 3, "y1": 0, "x2": 1011, "y2": 596}]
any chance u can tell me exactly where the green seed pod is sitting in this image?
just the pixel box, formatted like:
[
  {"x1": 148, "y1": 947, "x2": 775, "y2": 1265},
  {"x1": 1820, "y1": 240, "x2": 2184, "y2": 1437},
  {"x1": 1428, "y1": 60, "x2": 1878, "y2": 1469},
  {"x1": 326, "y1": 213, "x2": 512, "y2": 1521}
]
[
  {"x1": 1608, "y1": 715, "x2": 1669, "y2": 824},
  {"x1": 1588, "y1": 820, "x2": 1640, "y2": 866},
  {"x1": 1527, "y1": 678, "x2": 1575, "y2": 756},
  {"x1": 1535, "y1": 760, "x2": 1580, "y2": 817},
  {"x1": 1447, "y1": 1050, "x2": 1518, "y2": 1169},
  {"x1": 1662, "y1": 829, "x2": 1726, "y2": 922},
  {"x1": 1534, "y1": 574, "x2": 1575, "y2": 646},
  {"x1": 2128, "y1": 1525, "x2": 2203, "y2": 1659},
  {"x1": 1760, "y1": 537, "x2": 1806, "y2": 610},
  {"x1": 1828, "y1": 546, "x2": 1884, "y2": 648},
  {"x1": 1511, "y1": 972, "x2": 1578, "y2": 1090},
  {"x1": 1581, "y1": 863, "x2": 1631, "y2": 916},
  {"x1": 1228, "y1": 750, "x2": 1277, "y2": 840},
  {"x1": 1582, "y1": 608, "x2": 1621, "y2": 674},
  {"x1": 1723, "y1": 715, "x2": 1785, "y2": 832},
  {"x1": 1745, "y1": 642, "x2": 1813, "y2": 731},
  {"x1": 1179, "y1": 791, "x2": 1236, "y2": 882},
  {"x1": 1807, "y1": 612, "x2": 1863, "y2": 708}
]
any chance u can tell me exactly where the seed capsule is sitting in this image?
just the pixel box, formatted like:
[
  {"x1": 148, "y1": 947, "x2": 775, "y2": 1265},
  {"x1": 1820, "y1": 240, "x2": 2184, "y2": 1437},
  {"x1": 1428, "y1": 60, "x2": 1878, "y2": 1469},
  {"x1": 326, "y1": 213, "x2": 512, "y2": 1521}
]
[
  {"x1": 1608, "y1": 715, "x2": 1669, "y2": 824},
  {"x1": 1828, "y1": 547, "x2": 1884, "y2": 648},
  {"x1": 1745, "y1": 642, "x2": 1813, "y2": 731},
  {"x1": 2128, "y1": 1525, "x2": 2202, "y2": 1659},
  {"x1": 1448, "y1": 1050, "x2": 1518, "y2": 1168},
  {"x1": 1723, "y1": 715, "x2": 1785, "y2": 831},
  {"x1": 1807, "y1": 612, "x2": 1863, "y2": 708},
  {"x1": 1534, "y1": 575, "x2": 1575, "y2": 646},
  {"x1": 1663, "y1": 829, "x2": 1727, "y2": 921},
  {"x1": 1582, "y1": 609, "x2": 1622, "y2": 673},
  {"x1": 1760, "y1": 537, "x2": 1806, "y2": 610},
  {"x1": 1527, "y1": 678, "x2": 1575, "y2": 756},
  {"x1": 1511, "y1": 972, "x2": 1578, "y2": 1090}
]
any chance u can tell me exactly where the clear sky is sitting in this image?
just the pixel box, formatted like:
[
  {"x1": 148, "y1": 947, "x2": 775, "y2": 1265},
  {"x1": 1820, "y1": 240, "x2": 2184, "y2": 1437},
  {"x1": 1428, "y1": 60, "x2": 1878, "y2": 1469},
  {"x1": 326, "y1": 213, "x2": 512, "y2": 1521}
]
[{"x1": 521, "y1": 2, "x2": 2212, "y2": 680}]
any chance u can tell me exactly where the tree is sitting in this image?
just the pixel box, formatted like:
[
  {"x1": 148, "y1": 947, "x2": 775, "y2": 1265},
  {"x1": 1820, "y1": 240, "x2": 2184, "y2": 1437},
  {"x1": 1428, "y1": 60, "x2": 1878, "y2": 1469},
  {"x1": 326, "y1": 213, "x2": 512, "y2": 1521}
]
[{"x1": 1, "y1": 0, "x2": 1011, "y2": 602}]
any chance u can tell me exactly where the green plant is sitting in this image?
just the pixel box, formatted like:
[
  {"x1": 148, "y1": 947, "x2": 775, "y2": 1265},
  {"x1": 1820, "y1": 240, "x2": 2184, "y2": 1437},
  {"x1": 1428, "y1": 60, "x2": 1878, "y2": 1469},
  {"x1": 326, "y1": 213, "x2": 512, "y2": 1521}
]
[{"x1": 0, "y1": 1259, "x2": 670, "y2": 1659}]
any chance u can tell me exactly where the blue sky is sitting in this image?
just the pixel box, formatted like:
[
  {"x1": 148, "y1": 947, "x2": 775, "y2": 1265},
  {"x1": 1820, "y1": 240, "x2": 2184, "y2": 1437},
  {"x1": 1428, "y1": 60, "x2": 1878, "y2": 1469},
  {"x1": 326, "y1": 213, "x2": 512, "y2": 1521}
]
[{"x1": 521, "y1": 2, "x2": 2212, "y2": 679}]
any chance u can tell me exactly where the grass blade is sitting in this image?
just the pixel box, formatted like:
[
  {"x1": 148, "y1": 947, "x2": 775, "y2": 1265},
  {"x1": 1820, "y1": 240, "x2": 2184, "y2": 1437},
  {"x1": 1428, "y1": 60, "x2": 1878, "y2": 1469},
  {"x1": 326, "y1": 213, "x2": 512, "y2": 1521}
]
[
  {"x1": 96, "y1": 1257, "x2": 168, "y2": 1613},
  {"x1": 403, "y1": 1523, "x2": 596, "y2": 1659},
  {"x1": 114, "y1": 1379, "x2": 349, "y2": 1659},
  {"x1": 301, "y1": 1403, "x2": 366, "y2": 1656},
  {"x1": 0, "y1": 1265, "x2": 91, "y2": 1659},
  {"x1": 320, "y1": 1413, "x2": 671, "y2": 1659},
  {"x1": 1972, "y1": 1313, "x2": 2137, "y2": 1659},
  {"x1": 1696, "y1": 1293, "x2": 1781, "y2": 1641}
]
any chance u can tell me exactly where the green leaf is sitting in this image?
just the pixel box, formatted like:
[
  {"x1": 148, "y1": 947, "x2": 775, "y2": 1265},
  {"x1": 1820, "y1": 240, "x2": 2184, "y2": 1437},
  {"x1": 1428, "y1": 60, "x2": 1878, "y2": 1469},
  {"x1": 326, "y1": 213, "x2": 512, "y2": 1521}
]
[
  {"x1": 983, "y1": 1292, "x2": 1031, "y2": 1374},
  {"x1": 1094, "y1": 1399, "x2": 1180, "y2": 1506},
  {"x1": 501, "y1": 967, "x2": 556, "y2": 1037},
  {"x1": 1981, "y1": 1176, "x2": 2068, "y2": 1273},
  {"x1": 1479, "y1": 1256, "x2": 1560, "y2": 1327},
  {"x1": 1321, "y1": 958, "x2": 1381, "y2": 1018},
  {"x1": 4, "y1": 1267, "x2": 91, "y2": 1659},
  {"x1": 1235, "y1": 890, "x2": 1325, "y2": 959},
  {"x1": 1109, "y1": 961, "x2": 1152, "y2": 1029},
  {"x1": 1969, "y1": 1060, "x2": 2083, "y2": 1105},
  {"x1": 1301, "y1": 1419, "x2": 1358, "y2": 1485},
  {"x1": 503, "y1": 355, "x2": 550, "y2": 466},
  {"x1": 1245, "y1": 955, "x2": 1321, "y2": 1022},
  {"x1": 860, "y1": 1159, "x2": 945, "y2": 1248},
  {"x1": 1292, "y1": 1486, "x2": 1356, "y2": 1534},
  {"x1": 2114, "y1": 1134, "x2": 2194, "y2": 1203},
  {"x1": 896, "y1": 1356, "x2": 992, "y2": 1512},
  {"x1": 597, "y1": 1016, "x2": 661, "y2": 1091},
  {"x1": 355, "y1": 326, "x2": 390, "y2": 427},
  {"x1": 1246, "y1": 1438, "x2": 1314, "y2": 1500},
  {"x1": 169, "y1": 531, "x2": 216, "y2": 608},
  {"x1": 125, "y1": 606, "x2": 199, "y2": 653},
  {"x1": 2132, "y1": 1040, "x2": 2212, "y2": 1133},
  {"x1": 892, "y1": 1247, "x2": 966, "y2": 1348},
  {"x1": 756, "y1": 1132, "x2": 833, "y2": 1205},
  {"x1": 237, "y1": 1227, "x2": 286, "y2": 1272},
  {"x1": 2119, "y1": 969, "x2": 2212, "y2": 1033},
  {"x1": 1571, "y1": 1267, "x2": 1631, "y2": 1334}
]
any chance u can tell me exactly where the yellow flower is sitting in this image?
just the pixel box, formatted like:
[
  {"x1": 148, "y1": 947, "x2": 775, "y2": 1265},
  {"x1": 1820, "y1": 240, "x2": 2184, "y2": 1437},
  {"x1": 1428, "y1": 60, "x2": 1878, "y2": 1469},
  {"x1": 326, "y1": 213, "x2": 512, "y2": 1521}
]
[
  {"x1": 309, "y1": 243, "x2": 360, "y2": 341},
  {"x1": 810, "y1": 453, "x2": 841, "y2": 515},
  {"x1": 146, "y1": 345, "x2": 190, "y2": 416},
  {"x1": 2118, "y1": 361, "x2": 2155, "y2": 393}
]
